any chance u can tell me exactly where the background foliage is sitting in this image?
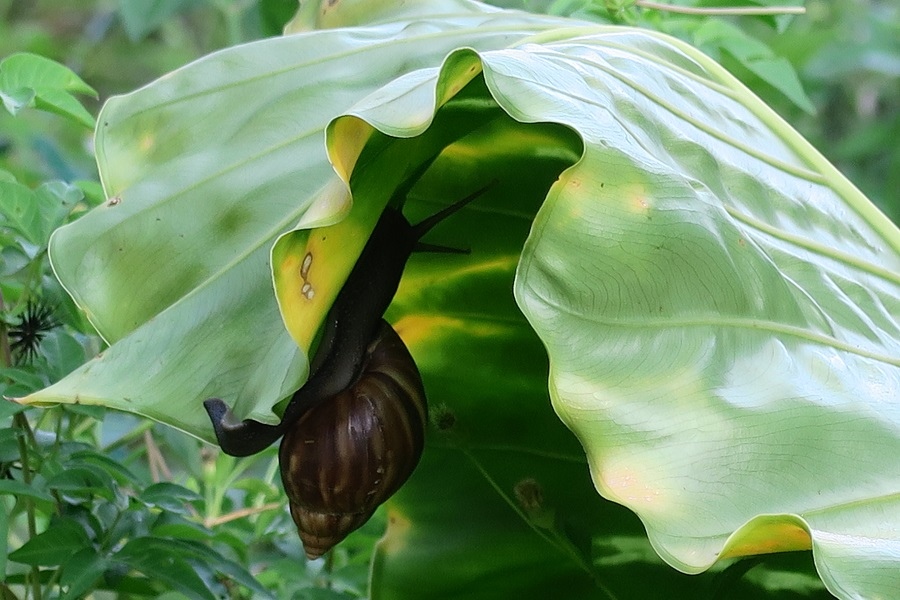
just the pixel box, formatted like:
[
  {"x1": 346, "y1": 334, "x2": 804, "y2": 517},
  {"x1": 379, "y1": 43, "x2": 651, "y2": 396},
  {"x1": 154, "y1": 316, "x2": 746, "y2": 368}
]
[{"x1": 0, "y1": 0, "x2": 897, "y2": 598}]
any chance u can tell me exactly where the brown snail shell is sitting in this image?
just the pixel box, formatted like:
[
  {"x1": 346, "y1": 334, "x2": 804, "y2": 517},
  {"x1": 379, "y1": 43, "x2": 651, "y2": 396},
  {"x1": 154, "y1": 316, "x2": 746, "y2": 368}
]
[{"x1": 278, "y1": 321, "x2": 427, "y2": 559}]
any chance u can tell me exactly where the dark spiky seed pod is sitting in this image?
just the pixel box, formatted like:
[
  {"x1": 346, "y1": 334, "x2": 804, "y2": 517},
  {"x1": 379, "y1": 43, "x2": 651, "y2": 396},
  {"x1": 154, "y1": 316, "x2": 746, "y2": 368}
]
[
  {"x1": 8, "y1": 300, "x2": 60, "y2": 364},
  {"x1": 278, "y1": 321, "x2": 427, "y2": 559}
]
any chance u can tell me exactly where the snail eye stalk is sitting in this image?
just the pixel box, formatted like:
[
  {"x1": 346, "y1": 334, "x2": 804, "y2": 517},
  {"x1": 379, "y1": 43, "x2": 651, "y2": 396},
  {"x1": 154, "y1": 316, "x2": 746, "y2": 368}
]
[{"x1": 8, "y1": 300, "x2": 60, "y2": 365}]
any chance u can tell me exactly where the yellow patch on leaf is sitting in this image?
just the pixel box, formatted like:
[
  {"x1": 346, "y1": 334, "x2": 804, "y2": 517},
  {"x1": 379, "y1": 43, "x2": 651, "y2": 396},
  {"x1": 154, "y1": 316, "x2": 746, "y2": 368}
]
[{"x1": 721, "y1": 516, "x2": 812, "y2": 558}]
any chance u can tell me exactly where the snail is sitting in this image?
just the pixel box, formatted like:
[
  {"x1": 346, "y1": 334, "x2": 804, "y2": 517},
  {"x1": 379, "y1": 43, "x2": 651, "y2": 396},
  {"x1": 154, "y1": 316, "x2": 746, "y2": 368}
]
[
  {"x1": 278, "y1": 320, "x2": 426, "y2": 558},
  {"x1": 202, "y1": 165, "x2": 491, "y2": 556},
  {"x1": 203, "y1": 176, "x2": 490, "y2": 456}
]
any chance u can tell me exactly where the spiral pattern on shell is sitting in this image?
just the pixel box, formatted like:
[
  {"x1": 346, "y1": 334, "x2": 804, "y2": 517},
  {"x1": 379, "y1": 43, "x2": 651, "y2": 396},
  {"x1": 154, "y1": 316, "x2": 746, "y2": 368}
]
[{"x1": 278, "y1": 321, "x2": 427, "y2": 559}]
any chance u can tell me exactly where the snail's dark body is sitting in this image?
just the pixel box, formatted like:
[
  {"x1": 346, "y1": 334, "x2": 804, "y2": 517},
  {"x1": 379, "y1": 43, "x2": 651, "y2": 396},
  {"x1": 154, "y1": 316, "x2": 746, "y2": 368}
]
[{"x1": 203, "y1": 179, "x2": 488, "y2": 558}]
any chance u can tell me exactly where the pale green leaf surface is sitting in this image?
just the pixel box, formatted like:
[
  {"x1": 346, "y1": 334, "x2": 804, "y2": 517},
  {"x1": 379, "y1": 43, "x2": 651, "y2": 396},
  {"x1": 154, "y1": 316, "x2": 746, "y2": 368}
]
[
  {"x1": 19, "y1": 7, "x2": 573, "y2": 439},
  {"x1": 322, "y1": 27, "x2": 900, "y2": 600},
  {"x1": 498, "y1": 30, "x2": 898, "y2": 599}
]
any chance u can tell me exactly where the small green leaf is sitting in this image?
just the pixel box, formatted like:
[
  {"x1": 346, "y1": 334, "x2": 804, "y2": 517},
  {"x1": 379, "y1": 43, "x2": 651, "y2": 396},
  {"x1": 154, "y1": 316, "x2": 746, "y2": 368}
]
[
  {"x1": 0, "y1": 400, "x2": 27, "y2": 420},
  {"x1": 693, "y1": 19, "x2": 815, "y2": 114},
  {"x1": 0, "y1": 428, "x2": 21, "y2": 463},
  {"x1": 740, "y1": 55, "x2": 817, "y2": 114},
  {"x1": 46, "y1": 465, "x2": 116, "y2": 501},
  {"x1": 115, "y1": 536, "x2": 271, "y2": 599},
  {"x1": 8, "y1": 518, "x2": 91, "y2": 566},
  {"x1": 694, "y1": 19, "x2": 771, "y2": 61},
  {"x1": 151, "y1": 513, "x2": 212, "y2": 540},
  {"x1": 0, "y1": 53, "x2": 95, "y2": 96},
  {"x1": 33, "y1": 181, "x2": 85, "y2": 247},
  {"x1": 32, "y1": 88, "x2": 97, "y2": 130},
  {"x1": 0, "y1": 53, "x2": 96, "y2": 128},
  {"x1": 0, "y1": 368, "x2": 45, "y2": 394},
  {"x1": 140, "y1": 482, "x2": 202, "y2": 511},
  {"x1": 115, "y1": 538, "x2": 217, "y2": 600},
  {"x1": 40, "y1": 329, "x2": 87, "y2": 381},
  {"x1": 0, "y1": 240, "x2": 30, "y2": 280},
  {"x1": 211, "y1": 528, "x2": 252, "y2": 563},
  {"x1": 0, "y1": 479, "x2": 54, "y2": 502},
  {"x1": 232, "y1": 476, "x2": 279, "y2": 500},
  {"x1": 69, "y1": 450, "x2": 139, "y2": 485},
  {"x1": 0, "y1": 181, "x2": 42, "y2": 245},
  {"x1": 60, "y1": 547, "x2": 108, "y2": 600},
  {"x1": 173, "y1": 539, "x2": 273, "y2": 598},
  {"x1": 74, "y1": 179, "x2": 106, "y2": 208}
]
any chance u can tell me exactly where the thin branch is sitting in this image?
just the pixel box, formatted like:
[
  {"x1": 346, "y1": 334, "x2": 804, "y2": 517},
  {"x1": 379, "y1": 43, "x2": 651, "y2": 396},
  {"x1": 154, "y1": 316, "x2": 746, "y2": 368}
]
[
  {"x1": 14, "y1": 413, "x2": 43, "y2": 600},
  {"x1": 0, "y1": 290, "x2": 11, "y2": 368},
  {"x1": 205, "y1": 502, "x2": 282, "y2": 528},
  {"x1": 634, "y1": 1, "x2": 806, "y2": 15},
  {"x1": 143, "y1": 429, "x2": 172, "y2": 482},
  {"x1": 2, "y1": 291, "x2": 42, "y2": 600}
]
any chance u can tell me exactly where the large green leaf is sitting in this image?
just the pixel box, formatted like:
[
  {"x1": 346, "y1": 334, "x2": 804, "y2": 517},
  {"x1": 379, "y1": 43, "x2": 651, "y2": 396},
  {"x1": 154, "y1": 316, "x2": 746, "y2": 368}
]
[
  {"x1": 18, "y1": 1, "x2": 899, "y2": 598},
  {"x1": 302, "y1": 21, "x2": 900, "y2": 600},
  {"x1": 20, "y1": 3, "x2": 572, "y2": 436},
  {"x1": 502, "y1": 33, "x2": 898, "y2": 599}
]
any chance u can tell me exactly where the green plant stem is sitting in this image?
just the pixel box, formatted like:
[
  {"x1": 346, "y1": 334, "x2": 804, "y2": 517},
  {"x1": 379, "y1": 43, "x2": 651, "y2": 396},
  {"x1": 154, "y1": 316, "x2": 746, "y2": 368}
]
[
  {"x1": 99, "y1": 510, "x2": 125, "y2": 554},
  {"x1": 0, "y1": 290, "x2": 12, "y2": 368},
  {"x1": 102, "y1": 418, "x2": 154, "y2": 453},
  {"x1": 322, "y1": 551, "x2": 334, "y2": 589},
  {"x1": 205, "y1": 502, "x2": 281, "y2": 527},
  {"x1": 13, "y1": 413, "x2": 42, "y2": 600},
  {"x1": 144, "y1": 429, "x2": 172, "y2": 482},
  {"x1": 2, "y1": 291, "x2": 43, "y2": 600},
  {"x1": 204, "y1": 451, "x2": 258, "y2": 523},
  {"x1": 634, "y1": 1, "x2": 805, "y2": 15},
  {"x1": 214, "y1": 0, "x2": 253, "y2": 46}
]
